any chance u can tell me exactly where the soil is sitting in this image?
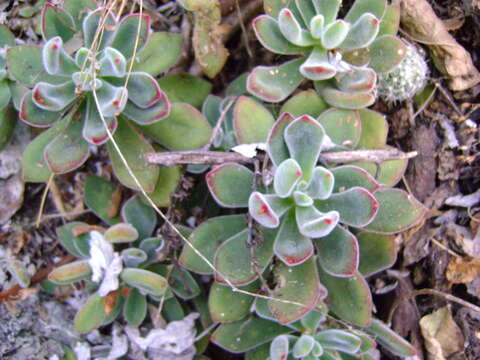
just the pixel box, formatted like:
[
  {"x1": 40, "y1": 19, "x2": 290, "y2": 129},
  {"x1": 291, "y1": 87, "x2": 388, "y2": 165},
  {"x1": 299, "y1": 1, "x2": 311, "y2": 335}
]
[{"x1": 1, "y1": 0, "x2": 480, "y2": 359}]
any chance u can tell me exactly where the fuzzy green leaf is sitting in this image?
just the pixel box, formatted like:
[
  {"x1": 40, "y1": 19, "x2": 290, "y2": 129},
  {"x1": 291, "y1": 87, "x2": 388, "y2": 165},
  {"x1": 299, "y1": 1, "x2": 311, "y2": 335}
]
[
  {"x1": 318, "y1": 267, "x2": 372, "y2": 327},
  {"x1": 209, "y1": 281, "x2": 259, "y2": 323},
  {"x1": 315, "y1": 330, "x2": 362, "y2": 354},
  {"x1": 142, "y1": 102, "x2": 212, "y2": 150},
  {"x1": 315, "y1": 187, "x2": 379, "y2": 228},
  {"x1": 369, "y1": 35, "x2": 407, "y2": 73},
  {"x1": 274, "y1": 208, "x2": 314, "y2": 266},
  {"x1": 84, "y1": 175, "x2": 121, "y2": 225},
  {"x1": 280, "y1": 89, "x2": 328, "y2": 118},
  {"x1": 98, "y1": 47, "x2": 126, "y2": 77},
  {"x1": 253, "y1": 15, "x2": 306, "y2": 55},
  {"x1": 233, "y1": 95, "x2": 275, "y2": 144},
  {"x1": 318, "y1": 109, "x2": 361, "y2": 149},
  {"x1": 123, "y1": 288, "x2": 147, "y2": 326},
  {"x1": 270, "y1": 335, "x2": 290, "y2": 360},
  {"x1": 132, "y1": 32, "x2": 183, "y2": 76},
  {"x1": 305, "y1": 166, "x2": 335, "y2": 200},
  {"x1": 351, "y1": 158, "x2": 407, "y2": 188},
  {"x1": 366, "y1": 318, "x2": 418, "y2": 357},
  {"x1": 267, "y1": 112, "x2": 295, "y2": 167},
  {"x1": 344, "y1": 0, "x2": 386, "y2": 24},
  {"x1": 42, "y1": 37, "x2": 79, "y2": 75},
  {"x1": 104, "y1": 223, "x2": 138, "y2": 243},
  {"x1": 278, "y1": 8, "x2": 313, "y2": 46},
  {"x1": 140, "y1": 163, "x2": 181, "y2": 207},
  {"x1": 82, "y1": 8, "x2": 116, "y2": 50},
  {"x1": 314, "y1": 226, "x2": 359, "y2": 277},
  {"x1": 126, "y1": 72, "x2": 166, "y2": 109},
  {"x1": 356, "y1": 109, "x2": 388, "y2": 149},
  {"x1": 269, "y1": 257, "x2": 326, "y2": 324},
  {"x1": 158, "y1": 74, "x2": 212, "y2": 108},
  {"x1": 110, "y1": 13, "x2": 150, "y2": 60},
  {"x1": 122, "y1": 99, "x2": 170, "y2": 126},
  {"x1": 19, "y1": 91, "x2": 63, "y2": 128},
  {"x1": 32, "y1": 81, "x2": 76, "y2": 111},
  {"x1": 341, "y1": 13, "x2": 380, "y2": 49},
  {"x1": 0, "y1": 104, "x2": 17, "y2": 151},
  {"x1": 121, "y1": 248, "x2": 148, "y2": 267},
  {"x1": 107, "y1": 118, "x2": 159, "y2": 193},
  {"x1": 211, "y1": 316, "x2": 293, "y2": 353},
  {"x1": 215, "y1": 228, "x2": 275, "y2": 286},
  {"x1": 357, "y1": 232, "x2": 396, "y2": 276},
  {"x1": 121, "y1": 195, "x2": 156, "y2": 240},
  {"x1": 74, "y1": 293, "x2": 107, "y2": 334},
  {"x1": 284, "y1": 115, "x2": 325, "y2": 181},
  {"x1": 322, "y1": 20, "x2": 350, "y2": 50},
  {"x1": 206, "y1": 162, "x2": 253, "y2": 208},
  {"x1": 317, "y1": 84, "x2": 375, "y2": 110},
  {"x1": 63, "y1": 0, "x2": 97, "y2": 28},
  {"x1": 48, "y1": 260, "x2": 92, "y2": 285},
  {"x1": 179, "y1": 215, "x2": 247, "y2": 275},
  {"x1": 41, "y1": 3, "x2": 76, "y2": 42},
  {"x1": 299, "y1": 47, "x2": 337, "y2": 81},
  {"x1": 331, "y1": 165, "x2": 379, "y2": 193},
  {"x1": 312, "y1": 0, "x2": 341, "y2": 25},
  {"x1": 293, "y1": 335, "x2": 315, "y2": 358},
  {"x1": 82, "y1": 98, "x2": 117, "y2": 145},
  {"x1": 295, "y1": 205, "x2": 339, "y2": 238},
  {"x1": 247, "y1": 57, "x2": 305, "y2": 103},
  {"x1": 336, "y1": 67, "x2": 376, "y2": 93},
  {"x1": 364, "y1": 188, "x2": 426, "y2": 234},
  {"x1": 274, "y1": 158, "x2": 303, "y2": 198},
  {"x1": 44, "y1": 118, "x2": 90, "y2": 174},
  {"x1": 121, "y1": 268, "x2": 168, "y2": 296},
  {"x1": 378, "y1": 2, "x2": 400, "y2": 36},
  {"x1": 0, "y1": 24, "x2": 15, "y2": 47},
  {"x1": 249, "y1": 193, "x2": 292, "y2": 228}
]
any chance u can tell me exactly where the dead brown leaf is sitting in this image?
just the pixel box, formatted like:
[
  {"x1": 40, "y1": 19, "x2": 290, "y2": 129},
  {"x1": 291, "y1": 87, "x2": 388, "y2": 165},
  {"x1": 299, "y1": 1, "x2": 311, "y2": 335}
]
[
  {"x1": 446, "y1": 257, "x2": 480, "y2": 284},
  {"x1": 400, "y1": 0, "x2": 480, "y2": 91},
  {"x1": 420, "y1": 306, "x2": 465, "y2": 360}
]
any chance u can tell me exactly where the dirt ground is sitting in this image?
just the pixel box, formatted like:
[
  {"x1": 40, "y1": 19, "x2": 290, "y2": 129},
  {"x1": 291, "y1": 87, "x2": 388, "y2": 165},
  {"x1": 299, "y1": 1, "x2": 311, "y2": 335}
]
[{"x1": 1, "y1": 0, "x2": 480, "y2": 359}]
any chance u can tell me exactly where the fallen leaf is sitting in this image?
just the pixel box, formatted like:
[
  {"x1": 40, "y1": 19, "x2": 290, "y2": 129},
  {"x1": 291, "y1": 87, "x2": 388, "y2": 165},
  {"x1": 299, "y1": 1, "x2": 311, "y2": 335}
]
[
  {"x1": 446, "y1": 257, "x2": 480, "y2": 284},
  {"x1": 419, "y1": 306, "x2": 465, "y2": 360}
]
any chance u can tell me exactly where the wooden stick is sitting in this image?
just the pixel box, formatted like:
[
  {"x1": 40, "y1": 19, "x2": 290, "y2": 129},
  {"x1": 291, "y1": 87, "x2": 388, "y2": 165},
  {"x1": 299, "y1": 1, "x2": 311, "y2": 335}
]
[{"x1": 145, "y1": 149, "x2": 418, "y2": 167}]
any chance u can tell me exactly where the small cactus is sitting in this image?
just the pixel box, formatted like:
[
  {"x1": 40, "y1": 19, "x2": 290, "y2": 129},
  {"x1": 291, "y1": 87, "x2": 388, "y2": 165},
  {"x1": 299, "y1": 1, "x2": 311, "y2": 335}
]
[
  {"x1": 248, "y1": 0, "x2": 408, "y2": 108},
  {"x1": 377, "y1": 44, "x2": 429, "y2": 101}
]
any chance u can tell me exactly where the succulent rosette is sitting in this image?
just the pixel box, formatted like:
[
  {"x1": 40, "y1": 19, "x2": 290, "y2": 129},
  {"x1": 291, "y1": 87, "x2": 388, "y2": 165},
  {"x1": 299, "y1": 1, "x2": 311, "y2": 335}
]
[{"x1": 248, "y1": 0, "x2": 408, "y2": 109}]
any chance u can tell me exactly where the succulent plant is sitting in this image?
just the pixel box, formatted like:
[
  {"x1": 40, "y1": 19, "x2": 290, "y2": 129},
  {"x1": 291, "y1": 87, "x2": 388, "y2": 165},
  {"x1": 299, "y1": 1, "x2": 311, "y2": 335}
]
[
  {"x1": 47, "y1": 195, "x2": 174, "y2": 333},
  {"x1": 248, "y1": 0, "x2": 408, "y2": 108},
  {"x1": 377, "y1": 44, "x2": 429, "y2": 102}
]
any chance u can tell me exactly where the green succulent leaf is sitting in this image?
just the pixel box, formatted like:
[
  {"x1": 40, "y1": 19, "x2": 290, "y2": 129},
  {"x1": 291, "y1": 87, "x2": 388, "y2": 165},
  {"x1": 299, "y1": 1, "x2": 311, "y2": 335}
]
[
  {"x1": 63, "y1": 0, "x2": 97, "y2": 28},
  {"x1": 314, "y1": 225, "x2": 359, "y2": 277},
  {"x1": 32, "y1": 81, "x2": 76, "y2": 111},
  {"x1": 107, "y1": 117, "x2": 159, "y2": 193},
  {"x1": 318, "y1": 267, "x2": 373, "y2": 327},
  {"x1": 317, "y1": 84, "x2": 375, "y2": 110},
  {"x1": 82, "y1": 98, "x2": 117, "y2": 145},
  {"x1": 357, "y1": 232, "x2": 397, "y2": 277},
  {"x1": 142, "y1": 102, "x2": 211, "y2": 150},
  {"x1": 19, "y1": 91, "x2": 63, "y2": 127},
  {"x1": 378, "y1": 2, "x2": 401, "y2": 36},
  {"x1": 296, "y1": 0, "x2": 317, "y2": 25},
  {"x1": 206, "y1": 163, "x2": 253, "y2": 208},
  {"x1": 356, "y1": 109, "x2": 388, "y2": 149},
  {"x1": 274, "y1": 208, "x2": 314, "y2": 266},
  {"x1": 369, "y1": 35, "x2": 407, "y2": 73},
  {"x1": 270, "y1": 334, "x2": 290, "y2": 360},
  {"x1": 285, "y1": 115, "x2": 325, "y2": 181},
  {"x1": 351, "y1": 157, "x2": 407, "y2": 188},
  {"x1": 132, "y1": 32, "x2": 183, "y2": 76},
  {"x1": 98, "y1": 47, "x2": 126, "y2": 77},
  {"x1": 249, "y1": 193, "x2": 292, "y2": 228},
  {"x1": 366, "y1": 318, "x2": 418, "y2": 358},
  {"x1": 56, "y1": 222, "x2": 90, "y2": 257},
  {"x1": 126, "y1": 72, "x2": 167, "y2": 109},
  {"x1": 48, "y1": 260, "x2": 92, "y2": 285},
  {"x1": 214, "y1": 228, "x2": 275, "y2": 286},
  {"x1": 209, "y1": 281, "x2": 259, "y2": 323},
  {"x1": 122, "y1": 99, "x2": 170, "y2": 126},
  {"x1": 317, "y1": 109, "x2": 361, "y2": 149},
  {"x1": 247, "y1": 57, "x2": 305, "y2": 103},
  {"x1": 365, "y1": 188, "x2": 426, "y2": 234},
  {"x1": 292, "y1": 335, "x2": 315, "y2": 358},
  {"x1": 344, "y1": 0, "x2": 386, "y2": 24},
  {"x1": 121, "y1": 195, "x2": 156, "y2": 240},
  {"x1": 296, "y1": 205, "x2": 339, "y2": 238},
  {"x1": 335, "y1": 67, "x2": 376, "y2": 94},
  {"x1": 179, "y1": 215, "x2": 247, "y2": 275},
  {"x1": 315, "y1": 330, "x2": 362, "y2": 354},
  {"x1": 299, "y1": 47, "x2": 337, "y2": 81},
  {"x1": 322, "y1": 20, "x2": 350, "y2": 50},
  {"x1": 331, "y1": 165, "x2": 379, "y2": 193},
  {"x1": 110, "y1": 13, "x2": 150, "y2": 60},
  {"x1": 158, "y1": 73, "x2": 212, "y2": 108},
  {"x1": 253, "y1": 15, "x2": 306, "y2": 55},
  {"x1": 84, "y1": 175, "x2": 121, "y2": 225},
  {"x1": 315, "y1": 187, "x2": 379, "y2": 228},
  {"x1": 123, "y1": 288, "x2": 147, "y2": 327},
  {"x1": 0, "y1": 104, "x2": 17, "y2": 151},
  {"x1": 41, "y1": 3, "x2": 76, "y2": 42},
  {"x1": 269, "y1": 257, "x2": 326, "y2": 324},
  {"x1": 104, "y1": 223, "x2": 138, "y2": 243},
  {"x1": 211, "y1": 316, "x2": 293, "y2": 353},
  {"x1": 278, "y1": 8, "x2": 313, "y2": 47},
  {"x1": 82, "y1": 8, "x2": 116, "y2": 50},
  {"x1": 305, "y1": 166, "x2": 335, "y2": 200},
  {"x1": 7, "y1": 45, "x2": 65, "y2": 87},
  {"x1": 274, "y1": 158, "x2": 303, "y2": 198},
  {"x1": 121, "y1": 248, "x2": 148, "y2": 267},
  {"x1": 313, "y1": 0, "x2": 341, "y2": 25},
  {"x1": 0, "y1": 24, "x2": 15, "y2": 47},
  {"x1": 341, "y1": 13, "x2": 380, "y2": 49},
  {"x1": 121, "y1": 268, "x2": 168, "y2": 296},
  {"x1": 22, "y1": 117, "x2": 69, "y2": 182},
  {"x1": 44, "y1": 118, "x2": 90, "y2": 174},
  {"x1": 233, "y1": 95, "x2": 275, "y2": 144},
  {"x1": 280, "y1": 89, "x2": 328, "y2": 118},
  {"x1": 42, "y1": 37, "x2": 78, "y2": 76},
  {"x1": 74, "y1": 292, "x2": 107, "y2": 334},
  {"x1": 140, "y1": 163, "x2": 182, "y2": 207},
  {"x1": 267, "y1": 112, "x2": 295, "y2": 167}
]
